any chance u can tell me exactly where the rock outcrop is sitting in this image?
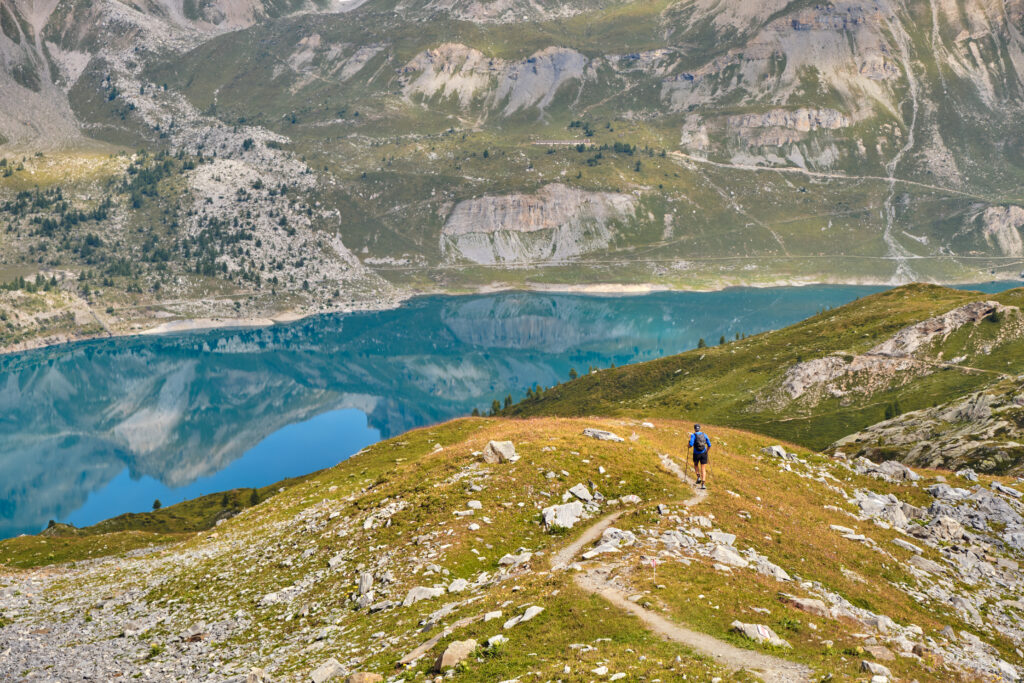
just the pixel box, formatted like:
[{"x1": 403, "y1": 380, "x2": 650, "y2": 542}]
[{"x1": 440, "y1": 184, "x2": 636, "y2": 265}]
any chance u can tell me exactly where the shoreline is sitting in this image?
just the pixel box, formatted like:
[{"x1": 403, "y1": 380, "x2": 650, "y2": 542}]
[{"x1": 1, "y1": 276, "x2": 1020, "y2": 358}]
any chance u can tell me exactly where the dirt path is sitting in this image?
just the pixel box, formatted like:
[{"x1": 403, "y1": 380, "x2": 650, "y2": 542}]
[{"x1": 551, "y1": 452, "x2": 812, "y2": 683}]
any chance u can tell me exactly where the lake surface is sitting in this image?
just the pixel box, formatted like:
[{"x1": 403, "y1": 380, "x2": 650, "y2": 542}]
[{"x1": 0, "y1": 282, "x2": 1018, "y2": 538}]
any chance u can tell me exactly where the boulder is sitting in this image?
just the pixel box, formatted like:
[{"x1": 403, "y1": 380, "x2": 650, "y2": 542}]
[
  {"x1": 542, "y1": 501, "x2": 584, "y2": 529},
  {"x1": 710, "y1": 544, "x2": 748, "y2": 568},
  {"x1": 784, "y1": 595, "x2": 830, "y2": 618},
  {"x1": 346, "y1": 675, "x2": 383, "y2": 683},
  {"x1": 993, "y1": 481, "x2": 1023, "y2": 499},
  {"x1": 503, "y1": 605, "x2": 544, "y2": 629},
  {"x1": 860, "y1": 660, "x2": 891, "y2": 677},
  {"x1": 730, "y1": 621, "x2": 791, "y2": 648},
  {"x1": 753, "y1": 557, "x2": 791, "y2": 582},
  {"x1": 435, "y1": 639, "x2": 477, "y2": 671},
  {"x1": 447, "y1": 578, "x2": 469, "y2": 593},
  {"x1": 583, "y1": 428, "x2": 624, "y2": 442},
  {"x1": 600, "y1": 527, "x2": 637, "y2": 547},
  {"x1": 620, "y1": 494, "x2": 642, "y2": 505},
  {"x1": 708, "y1": 531, "x2": 736, "y2": 545},
  {"x1": 957, "y1": 468, "x2": 979, "y2": 482},
  {"x1": 358, "y1": 572, "x2": 373, "y2": 595},
  {"x1": 568, "y1": 483, "x2": 594, "y2": 502},
  {"x1": 497, "y1": 551, "x2": 532, "y2": 567},
  {"x1": 581, "y1": 542, "x2": 620, "y2": 560},
  {"x1": 402, "y1": 586, "x2": 444, "y2": 607},
  {"x1": 908, "y1": 555, "x2": 945, "y2": 574},
  {"x1": 310, "y1": 658, "x2": 344, "y2": 683},
  {"x1": 892, "y1": 538, "x2": 923, "y2": 554},
  {"x1": 482, "y1": 441, "x2": 519, "y2": 464},
  {"x1": 928, "y1": 515, "x2": 966, "y2": 542}
]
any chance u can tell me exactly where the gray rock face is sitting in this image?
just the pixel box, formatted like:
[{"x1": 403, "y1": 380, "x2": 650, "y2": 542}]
[
  {"x1": 568, "y1": 483, "x2": 594, "y2": 502},
  {"x1": 310, "y1": 658, "x2": 345, "y2": 683},
  {"x1": 482, "y1": 440, "x2": 519, "y2": 463},
  {"x1": 784, "y1": 595, "x2": 831, "y2": 618},
  {"x1": 601, "y1": 527, "x2": 637, "y2": 548},
  {"x1": 402, "y1": 586, "x2": 444, "y2": 607},
  {"x1": 928, "y1": 515, "x2": 967, "y2": 542},
  {"x1": 542, "y1": 501, "x2": 584, "y2": 529},
  {"x1": 582, "y1": 428, "x2": 625, "y2": 442},
  {"x1": 730, "y1": 621, "x2": 792, "y2": 648},
  {"x1": 860, "y1": 660, "x2": 892, "y2": 677},
  {"x1": 753, "y1": 556, "x2": 792, "y2": 582},
  {"x1": 710, "y1": 544, "x2": 748, "y2": 568},
  {"x1": 441, "y1": 184, "x2": 635, "y2": 265},
  {"x1": 435, "y1": 639, "x2": 477, "y2": 671},
  {"x1": 497, "y1": 551, "x2": 532, "y2": 567},
  {"x1": 358, "y1": 572, "x2": 374, "y2": 595}
]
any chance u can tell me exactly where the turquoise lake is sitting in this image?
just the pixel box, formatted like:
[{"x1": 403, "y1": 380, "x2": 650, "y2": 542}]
[{"x1": 0, "y1": 282, "x2": 1018, "y2": 538}]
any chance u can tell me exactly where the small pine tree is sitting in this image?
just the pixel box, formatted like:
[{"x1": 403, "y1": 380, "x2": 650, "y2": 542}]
[
  {"x1": 491, "y1": 399, "x2": 501, "y2": 415},
  {"x1": 504, "y1": 394, "x2": 512, "y2": 408},
  {"x1": 220, "y1": 493, "x2": 229, "y2": 507},
  {"x1": 152, "y1": 499, "x2": 161, "y2": 510},
  {"x1": 249, "y1": 489, "x2": 259, "y2": 506},
  {"x1": 471, "y1": 407, "x2": 480, "y2": 417},
  {"x1": 569, "y1": 367, "x2": 578, "y2": 380},
  {"x1": 719, "y1": 335, "x2": 726, "y2": 345},
  {"x1": 697, "y1": 338, "x2": 706, "y2": 349}
]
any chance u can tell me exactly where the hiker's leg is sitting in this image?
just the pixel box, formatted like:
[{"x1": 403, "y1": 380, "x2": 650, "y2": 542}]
[
  {"x1": 692, "y1": 456, "x2": 700, "y2": 479},
  {"x1": 702, "y1": 461, "x2": 709, "y2": 484}
]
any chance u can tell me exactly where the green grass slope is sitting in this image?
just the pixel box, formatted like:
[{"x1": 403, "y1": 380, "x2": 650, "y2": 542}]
[
  {"x1": 503, "y1": 284, "x2": 1024, "y2": 452},
  {"x1": 2, "y1": 416, "x2": 1023, "y2": 681}
]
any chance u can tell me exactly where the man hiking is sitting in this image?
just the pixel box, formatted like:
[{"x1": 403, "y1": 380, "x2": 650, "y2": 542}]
[{"x1": 688, "y1": 424, "x2": 711, "y2": 489}]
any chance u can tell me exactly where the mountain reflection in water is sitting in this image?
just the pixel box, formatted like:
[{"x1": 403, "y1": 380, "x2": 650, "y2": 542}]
[{"x1": 0, "y1": 287, "x2": 893, "y2": 537}]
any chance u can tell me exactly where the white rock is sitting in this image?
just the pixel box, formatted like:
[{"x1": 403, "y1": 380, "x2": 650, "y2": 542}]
[
  {"x1": 708, "y1": 531, "x2": 736, "y2": 545},
  {"x1": 568, "y1": 483, "x2": 593, "y2": 502},
  {"x1": 710, "y1": 544, "x2": 748, "y2": 568},
  {"x1": 860, "y1": 660, "x2": 891, "y2": 677},
  {"x1": 543, "y1": 501, "x2": 584, "y2": 529},
  {"x1": 467, "y1": 500, "x2": 482, "y2": 509},
  {"x1": 309, "y1": 658, "x2": 344, "y2": 683},
  {"x1": 484, "y1": 610, "x2": 502, "y2": 622},
  {"x1": 583, "y1": 428, "x2": 624, "y2": 442},
  {"x1": 483, "y1": 441, "x2": 520, "y2": 463},
  {"x1": 498, "y1": 551, "x2": 532, "y2": 567},
  {"x1": 448, "y1": 579, "x2": 469, "y2": 593},
  {"x1": 402, "y1": 586, "x2": 444, "y2": 607}
]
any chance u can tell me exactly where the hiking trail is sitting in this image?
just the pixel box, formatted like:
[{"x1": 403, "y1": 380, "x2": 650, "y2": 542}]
[{"x1": 550, "y1": 452, "x2": 812, "y2": 683}]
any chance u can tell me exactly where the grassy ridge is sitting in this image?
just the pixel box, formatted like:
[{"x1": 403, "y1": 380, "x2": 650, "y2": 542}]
[
  {"x1": 6, "y1": 415, "x2": 1020, "y2": 680},
  {"x1": 503, "y1": 284, "x2": 1024, "y2": 450},
  {"x1": 0, "y1": 480, "x2": 302, "y2": 568}
]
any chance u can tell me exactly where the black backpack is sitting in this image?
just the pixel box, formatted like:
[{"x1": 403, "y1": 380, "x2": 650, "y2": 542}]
[{"x1": 693, "y1": 432, "x2": 708, "y2": 454}]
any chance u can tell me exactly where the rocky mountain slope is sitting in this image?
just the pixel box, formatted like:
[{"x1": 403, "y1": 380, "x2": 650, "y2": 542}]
[
  {"x1": 504, "y1": 284, "x2": 1024, "y2": 455},
  {"x1": 3, "y1": 0, "x2": 1024, "y2": 346},
  {"x1": 833, "y1": 374, "x2": 1024, "y2": 474},
  {"x1": 4, "y1": 416, "x2": 1024, "y2": 682}
]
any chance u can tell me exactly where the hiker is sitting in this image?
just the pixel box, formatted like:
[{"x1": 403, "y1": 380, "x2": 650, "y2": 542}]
[{"x1": 688, "y1": 423, "x2": 711, "y2": 489}]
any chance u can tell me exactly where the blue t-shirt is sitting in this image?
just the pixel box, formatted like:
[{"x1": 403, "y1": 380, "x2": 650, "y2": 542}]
[{"x1": 689, "y1": 431, "x2": 710, "y2": 453}]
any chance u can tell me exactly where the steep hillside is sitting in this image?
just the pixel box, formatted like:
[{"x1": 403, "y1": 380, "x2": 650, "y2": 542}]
[
  {"x1": 503, "y1": 284, "x2": 1024, "y2": 453},
  {"x1": 3, "y1": 416, "x2": 1024, "y2": 681},
  {"x1": 834, "y1": 374, "x2": 1024, "y2": 474},
  {"x1": 3, "y1": 0, "x2": 1024, "y2": 345}
]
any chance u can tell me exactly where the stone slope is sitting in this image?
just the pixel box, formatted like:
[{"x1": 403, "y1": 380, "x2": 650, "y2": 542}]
[
  {"x1": 833, "y1": 375, "x2": 1024, "y2": 474},
  {"x1": 3, "y1": 417, "x2": 1024, "y2": 681}
]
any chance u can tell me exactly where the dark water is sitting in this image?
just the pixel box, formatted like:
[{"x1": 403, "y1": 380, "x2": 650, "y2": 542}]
[{"x1": 0, "y1": 282, "x2": 1018, "y2": 538}]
